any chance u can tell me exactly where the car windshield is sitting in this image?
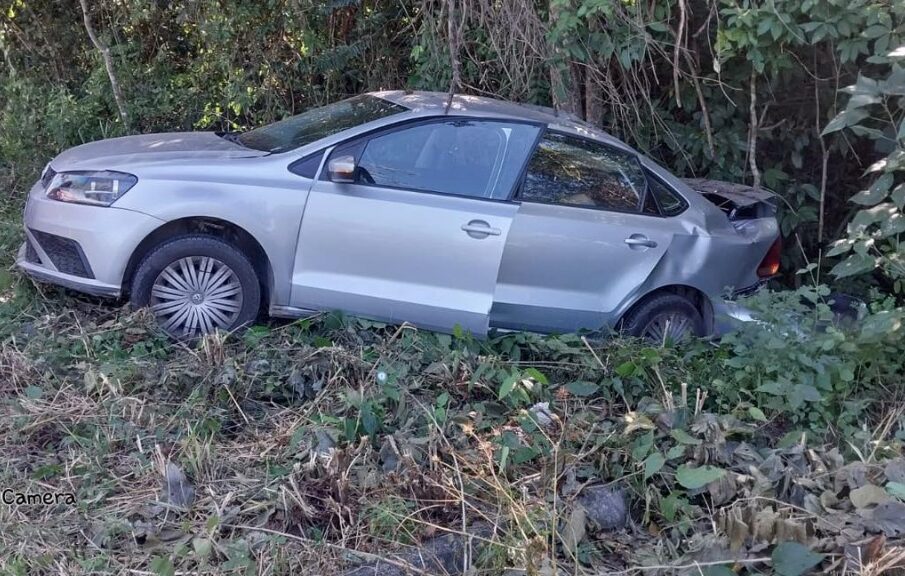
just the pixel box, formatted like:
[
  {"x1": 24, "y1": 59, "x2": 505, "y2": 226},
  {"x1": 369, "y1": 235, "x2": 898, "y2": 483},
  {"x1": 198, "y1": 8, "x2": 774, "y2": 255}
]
[{"x1": 237, "y1": 95, "x2": 407, "y2": 153}]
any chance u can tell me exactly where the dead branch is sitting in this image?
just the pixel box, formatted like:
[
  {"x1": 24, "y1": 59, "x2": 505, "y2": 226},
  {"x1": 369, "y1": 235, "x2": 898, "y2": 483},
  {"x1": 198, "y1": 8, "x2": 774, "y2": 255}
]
[
  {"x1": 682, "y1": 50, "x2": 715, "y2": 158},
  {"x1": 672, "y1": 0, "x2": 687, "y2": 107},
  {"x1": 748, "y1": 70, "x2": 761, "y2": 190}
]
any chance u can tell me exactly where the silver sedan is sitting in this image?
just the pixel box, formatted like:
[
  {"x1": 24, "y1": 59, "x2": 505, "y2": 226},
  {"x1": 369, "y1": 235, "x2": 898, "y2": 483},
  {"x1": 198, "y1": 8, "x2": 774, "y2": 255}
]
[{"x1": 16, "y1": 91, "x2": 780, "y2": 341}]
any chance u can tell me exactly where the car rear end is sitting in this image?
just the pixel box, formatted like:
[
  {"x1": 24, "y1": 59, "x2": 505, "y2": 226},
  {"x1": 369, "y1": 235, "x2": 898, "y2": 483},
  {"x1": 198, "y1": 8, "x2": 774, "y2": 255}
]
[{"x1": 681, "y1": 178, "x2": 783, "y2": 335}]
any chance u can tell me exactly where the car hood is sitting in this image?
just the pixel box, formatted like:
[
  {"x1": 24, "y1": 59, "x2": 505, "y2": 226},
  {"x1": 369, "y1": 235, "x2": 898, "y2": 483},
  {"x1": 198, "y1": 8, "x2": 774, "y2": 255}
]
[{"x1": 50, "y1": 132, "x2": 267, "y2": 171}]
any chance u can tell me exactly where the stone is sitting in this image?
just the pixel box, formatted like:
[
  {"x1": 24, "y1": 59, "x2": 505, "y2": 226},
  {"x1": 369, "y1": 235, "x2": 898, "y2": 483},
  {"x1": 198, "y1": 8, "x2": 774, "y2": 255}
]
[
  {"x1": 342, "y1": 524, "x2": 491, "y2": 576},
  {"x1": 884, "y1": 458, "x2": 905, "y2": 484},
  {"x1": 314, "y1": 429, "x2": 336, "y2": 456},
  {"x1": 577, "y1": 485, "x2": 628, "y2": 531},
  {"x1": 163, "y1": 461, "x2": 194, "y2": 511}
]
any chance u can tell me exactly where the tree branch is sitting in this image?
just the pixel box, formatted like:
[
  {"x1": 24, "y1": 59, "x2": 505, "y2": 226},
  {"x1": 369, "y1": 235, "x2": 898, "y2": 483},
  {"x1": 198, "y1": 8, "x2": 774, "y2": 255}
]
[
  {"x1": 748, "y1": 70, "x2": 761, "y2": 190},
  {"x1": 78, "y1": 0, "x2": 129, "y2": 129},
  {"x1": 682, "y1": 50, "x2": 714, "y2": 158}
]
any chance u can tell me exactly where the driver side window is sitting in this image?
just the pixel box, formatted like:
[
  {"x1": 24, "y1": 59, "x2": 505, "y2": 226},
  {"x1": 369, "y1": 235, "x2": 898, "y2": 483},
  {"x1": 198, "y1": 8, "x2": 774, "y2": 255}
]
[{"x1": 326, "y1": 120, "x2": 540, "y2": 200}]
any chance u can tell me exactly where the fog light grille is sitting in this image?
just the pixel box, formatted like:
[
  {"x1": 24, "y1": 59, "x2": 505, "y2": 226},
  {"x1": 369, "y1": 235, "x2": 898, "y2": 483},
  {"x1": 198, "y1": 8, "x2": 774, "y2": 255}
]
[
  {"x1": 29, "y1": 229, "x2": 94, "y2": 279},
  {"x1": 25, "y1": 237, "x2": 41, "y2": 264}
]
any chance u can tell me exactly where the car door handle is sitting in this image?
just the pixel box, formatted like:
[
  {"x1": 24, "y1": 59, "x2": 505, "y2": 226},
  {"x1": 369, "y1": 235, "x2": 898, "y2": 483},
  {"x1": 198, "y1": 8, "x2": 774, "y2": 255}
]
[
  {"x1": 461, "y1": 221, "x2": 501, "y2": 238},
  {"x1": 624, "y1": 236, "x2": 658, "y2": 248}
]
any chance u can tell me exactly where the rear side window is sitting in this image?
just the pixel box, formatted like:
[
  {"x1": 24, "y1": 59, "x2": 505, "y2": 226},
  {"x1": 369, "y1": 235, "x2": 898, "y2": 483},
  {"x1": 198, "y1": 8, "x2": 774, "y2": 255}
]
[
  {"x1": 338, "y1": 119, "x2": 540, "y2": 199},
  {"x1": 519, "y1": 132, "x2": 647, "y2": 212},
  {"x1": 645, "y1": 170, "x2": 688, "y2": 216}
]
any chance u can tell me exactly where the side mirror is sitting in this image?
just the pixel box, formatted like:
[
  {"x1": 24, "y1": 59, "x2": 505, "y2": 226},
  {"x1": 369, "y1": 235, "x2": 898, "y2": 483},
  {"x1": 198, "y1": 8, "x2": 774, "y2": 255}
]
[{"x1": 327, "y1": 155, "x2": 357, "y2": 183}]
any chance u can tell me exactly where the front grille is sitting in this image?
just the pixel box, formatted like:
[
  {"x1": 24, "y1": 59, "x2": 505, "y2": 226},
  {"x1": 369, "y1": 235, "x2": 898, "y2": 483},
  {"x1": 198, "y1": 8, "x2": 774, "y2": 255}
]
[
  {"x1": 29, "y1": 229, "x2": 94, "y2": 279},
  {"x1": 25, "y1": 237, "x2": 41, "y2": 264}
]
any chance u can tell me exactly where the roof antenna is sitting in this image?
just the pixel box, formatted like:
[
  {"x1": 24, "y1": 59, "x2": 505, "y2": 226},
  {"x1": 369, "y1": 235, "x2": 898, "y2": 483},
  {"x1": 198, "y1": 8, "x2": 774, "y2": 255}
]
[{"x1": 444, "y1": 0, "x2": 463, "y2": 115}]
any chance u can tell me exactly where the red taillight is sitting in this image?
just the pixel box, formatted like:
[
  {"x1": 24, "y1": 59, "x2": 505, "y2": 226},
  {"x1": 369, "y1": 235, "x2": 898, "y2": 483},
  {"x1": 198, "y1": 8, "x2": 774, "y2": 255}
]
[{"x1": 757, "y1": 238, "x2": 782, "y2": 278}]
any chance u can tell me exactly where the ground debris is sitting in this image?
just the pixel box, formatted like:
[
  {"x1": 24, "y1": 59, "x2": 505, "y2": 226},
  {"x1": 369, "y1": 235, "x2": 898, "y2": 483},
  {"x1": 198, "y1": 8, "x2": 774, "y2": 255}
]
[{"x1": 342, "y1": 524, "x2": 492, "y2": 576}]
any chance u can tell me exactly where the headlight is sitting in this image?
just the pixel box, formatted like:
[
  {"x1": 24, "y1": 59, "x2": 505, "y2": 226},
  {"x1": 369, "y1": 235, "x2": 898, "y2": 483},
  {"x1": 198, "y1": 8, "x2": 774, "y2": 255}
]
[{"x1": 46, "y1": 170, "x2": 138, "y2": 207}]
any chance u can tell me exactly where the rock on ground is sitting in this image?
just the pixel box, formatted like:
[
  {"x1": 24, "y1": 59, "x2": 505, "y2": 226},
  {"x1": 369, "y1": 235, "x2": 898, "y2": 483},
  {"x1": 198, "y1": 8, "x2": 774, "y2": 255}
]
[
  {"x1": 342, "y1": 524, "x2": 491, "y2": 576},
  {"x1": 577, "y1": 485, "x2": 628, "y2": 531}
]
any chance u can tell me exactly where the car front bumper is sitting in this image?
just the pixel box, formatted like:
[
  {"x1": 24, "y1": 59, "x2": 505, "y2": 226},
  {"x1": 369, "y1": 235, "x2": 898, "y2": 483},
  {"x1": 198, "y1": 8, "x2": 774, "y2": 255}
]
[{"x1": 15, "y1": 180, "x2": 164, "y2": 298}]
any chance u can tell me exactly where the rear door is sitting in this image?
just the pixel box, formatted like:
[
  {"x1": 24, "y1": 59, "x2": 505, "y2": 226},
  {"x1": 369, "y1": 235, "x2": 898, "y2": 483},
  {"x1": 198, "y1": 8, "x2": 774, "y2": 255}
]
[
  {"x1": 290, "y1": 118, "x2": 541, "y2": 335},
  {"x1": 492, "y1": 132, "x2": 684, "y2": 333}
]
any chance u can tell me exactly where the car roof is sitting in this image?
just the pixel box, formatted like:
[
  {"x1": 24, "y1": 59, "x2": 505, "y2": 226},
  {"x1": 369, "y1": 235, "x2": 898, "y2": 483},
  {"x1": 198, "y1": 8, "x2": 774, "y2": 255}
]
[{"x1": 372, "y1": 90, "x2": 632, "y2": 151}]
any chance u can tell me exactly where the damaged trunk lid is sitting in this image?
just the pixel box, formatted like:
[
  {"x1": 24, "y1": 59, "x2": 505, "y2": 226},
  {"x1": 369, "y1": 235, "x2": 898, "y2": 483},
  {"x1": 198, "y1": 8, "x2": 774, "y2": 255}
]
[{"x1": 683, "y1": 178, "x2": 778, "y2": 222}]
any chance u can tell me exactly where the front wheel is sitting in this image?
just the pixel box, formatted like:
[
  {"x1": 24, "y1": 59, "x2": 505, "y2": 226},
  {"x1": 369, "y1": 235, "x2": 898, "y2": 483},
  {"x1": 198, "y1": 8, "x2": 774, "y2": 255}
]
[
  {"x1": 130, "y1": 235, "x2": 261, "y2": 340},
  {"x1": 619, "y1": 293, "x2": 705, "y2": 345}
]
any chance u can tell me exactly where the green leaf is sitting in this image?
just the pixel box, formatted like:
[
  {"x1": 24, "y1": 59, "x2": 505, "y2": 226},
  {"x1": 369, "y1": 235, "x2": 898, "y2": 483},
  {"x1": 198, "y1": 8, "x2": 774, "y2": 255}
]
[
  {"x1": 778, "y1": 430, "x2": 807, "y2": 448},
  {"x1": 565, "y1": 381, "x2": 599, "y2": 397},
  {"x1": 150, "y1": 556, "x2": 176, "y2": 576},
  {"x1": 615, "y1": 361, "x2": 636, "y2": 377},
  {"x1": 24, "y1": 385, "x2": 43, "y2": 399},
  {"x1": 851, "y1": 173, "x2": 893, "y2": 205},
  {"x1": 632, "y1": 430, "x2": 654, "y2": 461},
  {"x1": 748, "y1": 406, "x2": 768, "y2": 422},
  {"x1": 831, "y1": 253, "x2": 877, "y2": 278},
  {"x1": 822, "y1": 107, "x2": 870, "y2": 135},
  {"x1": 360, "y1": 404, "x2": 378, "y2": 436},
  {"x1": 860, "y1": 309, "x2": 905, "y2": 340},
  {"x1": 193, "y1": 536, "x2": 212, "y2": 561},
  {"x1": 886, "y1": 482, "x2": 905, "y2": 500},
  {"x1": 670, "y1": 429, "x2": 703, "y2": 445},
  {"x1": 643, "y1": 452, "x2": 666, "y2": 480},
  {"x1": 675, "y1": 465, "x2": 726, "y2": 489},
  {"x1": 523, "y1": 367, "x2": 549, "y2": 385},
  {"x1": 863, "y1": 24, "x2": 890, "y2": 39},
  {"x1": 788, "y1": 384, "x2": 822, "y2": 406},
  {"x1": 772, "y1": 542, "x2": 825, "y2": 576},
  {"x1": 498, "y1": 373, "x2": 519, "y2": 400},
  {"x1": 844, "y1": 92, "x2": 881, "y2": 109},
  {"x1": 659, "y1": 492, "x2": 684, "y2": 522},
  {"x1": 826, "y1": 239, "x2": 854, "y2": 257},
  {"x1": 892, "y1": 183, "x2": 905, "y2": 210},
  {"x1": 666, "y1": 444, "x2": 686, "y2": 459}
]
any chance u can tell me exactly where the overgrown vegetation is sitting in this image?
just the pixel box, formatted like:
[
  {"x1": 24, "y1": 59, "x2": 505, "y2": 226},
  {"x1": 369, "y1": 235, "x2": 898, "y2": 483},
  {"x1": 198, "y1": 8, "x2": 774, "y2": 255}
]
[
  {"x1": 1, "y1": 278, "x2": 904, "y2": 574},
  {"x1": 2, "y1": 0, "x2": 905, "y2": 574}
]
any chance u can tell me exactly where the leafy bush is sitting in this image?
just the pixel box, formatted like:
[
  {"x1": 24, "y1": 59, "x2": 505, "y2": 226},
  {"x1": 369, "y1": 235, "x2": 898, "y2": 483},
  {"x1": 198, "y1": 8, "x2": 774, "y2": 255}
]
[{"x1": 825, "y1": 54, "x2": 905, "y2": 291}]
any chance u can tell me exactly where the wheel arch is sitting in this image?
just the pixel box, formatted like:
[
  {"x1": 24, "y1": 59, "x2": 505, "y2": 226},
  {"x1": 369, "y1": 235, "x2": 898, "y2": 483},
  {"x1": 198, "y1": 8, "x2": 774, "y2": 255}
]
[
  {"x1": 618, "y1": 284, "x2": 715, "y2": 335},
  {"x1": 122, "y1": 217, "x2": 274, "y2": 309}
]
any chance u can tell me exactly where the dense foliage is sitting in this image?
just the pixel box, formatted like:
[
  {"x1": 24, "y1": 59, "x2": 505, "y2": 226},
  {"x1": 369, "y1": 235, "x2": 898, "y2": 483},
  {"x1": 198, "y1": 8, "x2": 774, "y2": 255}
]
[
  {"x1": 3, "y1": 3, "x2": 905, "y2": 574},
  {"x1": 1, "y1": 0, "x2": 904, "y2": 291}
]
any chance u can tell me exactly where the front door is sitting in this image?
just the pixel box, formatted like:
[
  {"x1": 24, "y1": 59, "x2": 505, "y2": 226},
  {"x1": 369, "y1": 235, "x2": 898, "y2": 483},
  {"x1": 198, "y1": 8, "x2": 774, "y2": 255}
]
[{"x1": 290, "y1": 118, "x2": 541, "y2": 335}]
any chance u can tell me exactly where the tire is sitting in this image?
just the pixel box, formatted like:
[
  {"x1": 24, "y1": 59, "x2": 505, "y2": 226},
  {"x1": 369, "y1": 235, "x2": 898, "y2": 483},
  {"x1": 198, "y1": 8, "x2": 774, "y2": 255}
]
[
  {"x1": 619, "y1": 293, "x2": 705, "y2": 345},
  {"x1": 130, "y1": 235, "x2": 261, "y2": 340}
]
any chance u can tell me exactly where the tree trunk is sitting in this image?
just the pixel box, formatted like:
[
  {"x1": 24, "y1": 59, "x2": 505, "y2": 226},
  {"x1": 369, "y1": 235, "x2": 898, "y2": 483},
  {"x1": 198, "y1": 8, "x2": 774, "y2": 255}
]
[
  {"x1": 78, "y1": 0, "x2": 129, "y2": 130},
  {"x1": 548, "y1": 1, "x2": 579, "y2": 115}
]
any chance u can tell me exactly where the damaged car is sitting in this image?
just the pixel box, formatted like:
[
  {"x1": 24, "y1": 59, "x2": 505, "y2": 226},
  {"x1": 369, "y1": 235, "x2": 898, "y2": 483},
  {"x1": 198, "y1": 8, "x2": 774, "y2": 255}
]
[{"x1": 17, "y1": 91, "x2": 780, "y2": 341}]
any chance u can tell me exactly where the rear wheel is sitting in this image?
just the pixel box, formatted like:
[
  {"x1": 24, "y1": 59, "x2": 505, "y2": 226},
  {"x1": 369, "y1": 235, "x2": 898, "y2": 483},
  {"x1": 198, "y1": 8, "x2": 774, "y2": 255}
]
[
  {"x1": 620, "y1": 293, "x2": 705, "y2": 345},
  {"x1": 130, "y1": 235, "x2": 261, "y2": 340}
]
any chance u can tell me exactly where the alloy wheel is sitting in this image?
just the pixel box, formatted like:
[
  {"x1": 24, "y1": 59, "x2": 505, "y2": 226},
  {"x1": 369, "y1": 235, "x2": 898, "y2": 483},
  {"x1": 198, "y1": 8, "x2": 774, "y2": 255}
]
[
  {"x1": 641, "y1": 312, "x2": 692, "y2": 345},
  {"x1": 149, "y1": 256, "x2": 243, "y2": 338}
]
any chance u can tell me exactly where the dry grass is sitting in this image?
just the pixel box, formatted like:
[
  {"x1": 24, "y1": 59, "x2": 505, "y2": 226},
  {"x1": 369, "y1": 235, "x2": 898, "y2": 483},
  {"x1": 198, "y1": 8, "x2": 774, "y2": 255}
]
[{"x1": 1, "y1": 273, "x2": 904, "y2": 576}]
